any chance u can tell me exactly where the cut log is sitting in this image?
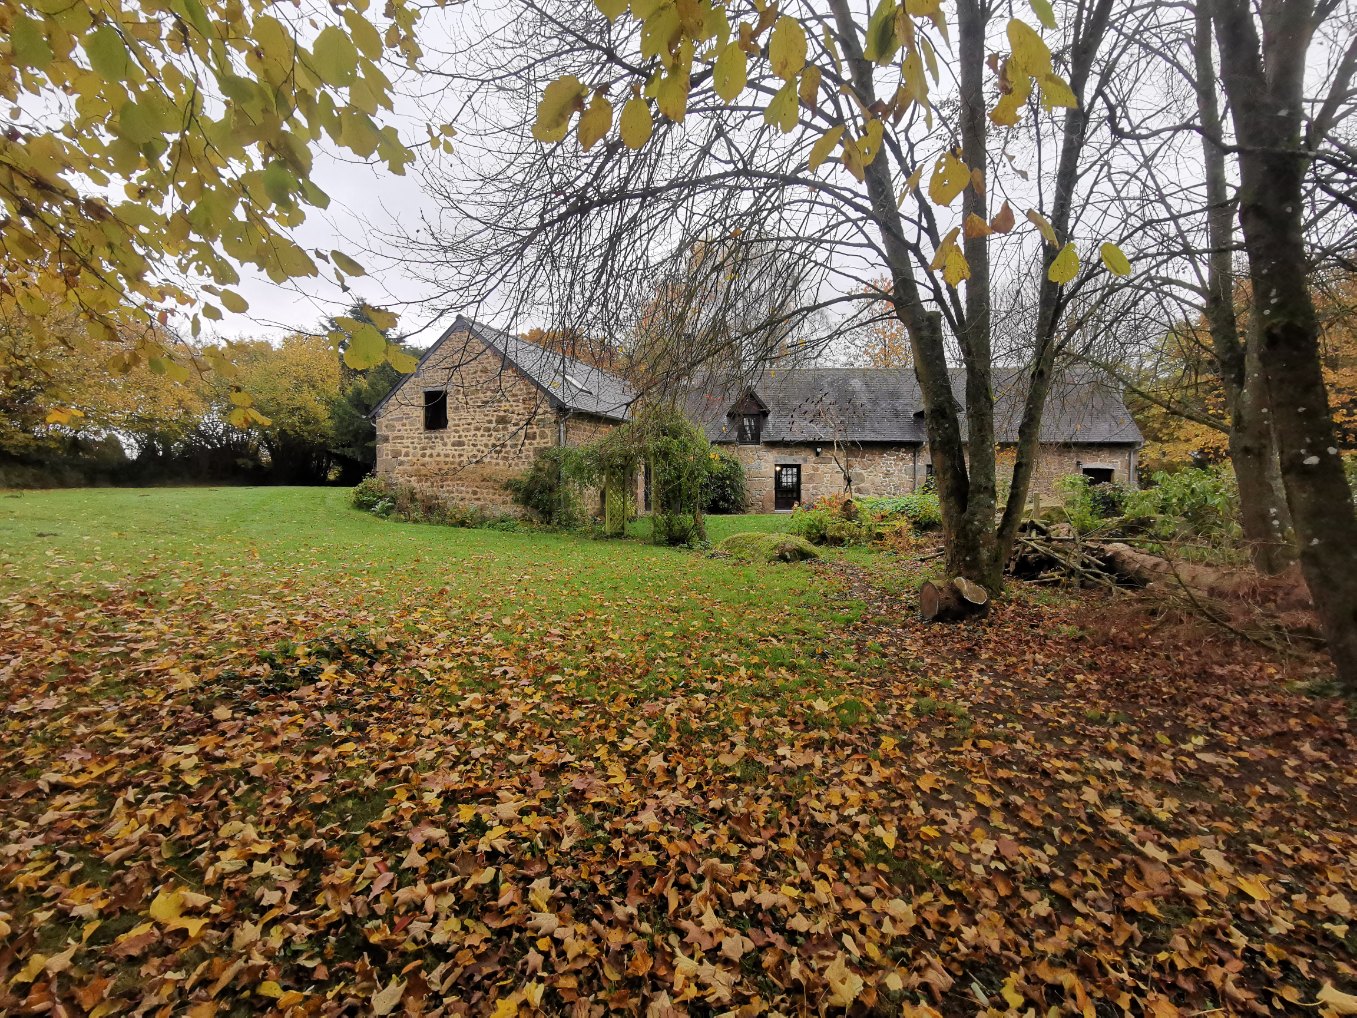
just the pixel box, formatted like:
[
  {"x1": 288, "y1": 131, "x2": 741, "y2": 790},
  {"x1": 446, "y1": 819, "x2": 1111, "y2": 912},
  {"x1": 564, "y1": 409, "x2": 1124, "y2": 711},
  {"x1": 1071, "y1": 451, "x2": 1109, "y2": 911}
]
[
  {"x1": 920, "y1": 577, "x2": 991, "y2": 622},
  {"x1": 1099, "y1": 543, "x2": 1313, "y2": 610}
]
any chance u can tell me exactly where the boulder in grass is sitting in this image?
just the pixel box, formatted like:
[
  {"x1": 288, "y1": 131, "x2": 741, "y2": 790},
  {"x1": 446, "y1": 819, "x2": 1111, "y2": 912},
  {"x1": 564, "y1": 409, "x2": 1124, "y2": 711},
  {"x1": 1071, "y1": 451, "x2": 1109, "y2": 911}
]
[{"x1": 717, "y1": 532, "x2": 820, "y2": 563}]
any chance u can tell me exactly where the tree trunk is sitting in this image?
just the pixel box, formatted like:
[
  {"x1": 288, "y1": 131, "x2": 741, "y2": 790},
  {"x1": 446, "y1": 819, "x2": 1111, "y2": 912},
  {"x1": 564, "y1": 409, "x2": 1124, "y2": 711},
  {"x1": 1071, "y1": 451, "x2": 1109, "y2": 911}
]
[
  {"x1": 995, "y1": 0, "x2": 1115, "y2": 574},
  {"x1": 1228, "y1": 324, "x2": 1295, "y2": 572},
  {"x1": 955, "y1": 0, "x2": 1000, "y2": 590},
  {"x1": 828, "y1": 0, "x2": 993, "y2": 585},
  {"x1": 1192, "y1": 1, "x2": 1294, "y2": 575},
  {"x1": 1212, "y1": 0, "x2": 1357, "y2": 691}
]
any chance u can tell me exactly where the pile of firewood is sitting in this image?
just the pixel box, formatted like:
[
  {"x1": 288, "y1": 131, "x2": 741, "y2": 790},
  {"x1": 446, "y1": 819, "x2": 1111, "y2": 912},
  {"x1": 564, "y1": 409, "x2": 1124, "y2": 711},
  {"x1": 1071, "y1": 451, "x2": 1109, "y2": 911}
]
[{"x1": 998, "y1": 520, "x2": 1322, "y2": 651}]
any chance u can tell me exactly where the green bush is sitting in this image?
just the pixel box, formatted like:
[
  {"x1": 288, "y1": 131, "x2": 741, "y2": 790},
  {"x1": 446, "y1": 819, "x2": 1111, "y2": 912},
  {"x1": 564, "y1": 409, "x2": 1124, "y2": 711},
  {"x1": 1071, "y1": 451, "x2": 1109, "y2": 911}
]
[
  {"x1": 1056, "y1": 475, "x2": 1136, "y2": 534},
  {"x1": 1058, "y1": 467, "x2": 1241, "y2": 541},
  {"x1": 1137, "y1": 466, "x2": 1240, "y2": 539},
  {"x1": 351, "y1": 475, "x2": 390, "y2": 513},
  {"x1": 789, "y1": 490, "x2": 939, "y2": 547},
  {"x1": 351, "y1": 475, "x2": 511, "y2": 529},
  {"x1": 865, "y1": 489, "x2": 943, "y2": 532},
  {"x1": 505, "y1": 447, "x2": 586, "y2": 528},
  {"x1": 717, "y1": 532, "x2": 819, "y2": 563},
  {"x1": 702, "y1": 449, "x2": 748, "y2": 514},
  {"x1": 790, "y1": 493, "x2": 860, "y2": 545}
]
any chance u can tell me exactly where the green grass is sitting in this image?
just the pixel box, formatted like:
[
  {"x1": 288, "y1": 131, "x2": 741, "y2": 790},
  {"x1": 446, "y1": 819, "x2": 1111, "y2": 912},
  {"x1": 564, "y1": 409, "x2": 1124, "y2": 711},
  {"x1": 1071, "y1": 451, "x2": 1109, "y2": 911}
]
[
  {"x1": 0, "y1": 487, "x2": 852, "y2": 705},
  {"x1": 624, "y1": 510, "x2": 794, "y2": 543}
]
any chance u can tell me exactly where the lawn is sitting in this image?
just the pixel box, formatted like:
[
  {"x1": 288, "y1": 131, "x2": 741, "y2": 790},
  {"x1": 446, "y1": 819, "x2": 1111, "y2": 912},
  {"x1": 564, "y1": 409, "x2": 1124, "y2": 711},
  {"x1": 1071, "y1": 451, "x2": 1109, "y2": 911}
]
[{"x1": 1, "y1": 487, "x2": 1354, "y2": 1016}]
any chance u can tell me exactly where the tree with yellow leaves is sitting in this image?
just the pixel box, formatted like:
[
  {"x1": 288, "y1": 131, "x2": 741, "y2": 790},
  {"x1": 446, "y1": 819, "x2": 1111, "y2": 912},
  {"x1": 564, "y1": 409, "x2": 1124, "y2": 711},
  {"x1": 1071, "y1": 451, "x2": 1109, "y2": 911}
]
[{"x1": 0, "y1": 0, "x2": 430, "y2": 413}]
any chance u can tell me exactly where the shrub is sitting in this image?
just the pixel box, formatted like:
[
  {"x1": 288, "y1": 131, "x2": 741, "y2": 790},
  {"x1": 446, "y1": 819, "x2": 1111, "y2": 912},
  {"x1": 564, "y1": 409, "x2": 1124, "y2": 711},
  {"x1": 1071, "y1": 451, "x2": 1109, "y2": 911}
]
[
  {"x1": 1138, "y1": 466, "x2": 1240, "y2": 539},
  {"x1": 701, "y1": 449, "x2": 748, "y2": 514},
  {"x1": 881, "y1": 488, "x2": 943, "y2": 532},
  {"x1": 1058, "y1": 467, "x2": 1241, "y2": 541},
  {"x1": 789, "y1": 491, "x2": 939, "y2": 546},
  {"x1": 505, "y1": 447, "x2": 586, "y2": 528},
  {"x1": 351, "y1": 475, "x2": 490, "y2": 528},
  {"x1": 351, "y1": 475, "x2": 390, "y2": 513},
  {"x1": 717, "y1": 532, "x2": 819, "y2": 563},
  {"x1": 790, "y1": 493, "x2": 862, "y2": 545},
  {"x1": 1056, "y1": 475, "x2": 1133, "y2": 535},
  {"x1": 635, "y1": 406, "x2": 709, "y2": 546}
]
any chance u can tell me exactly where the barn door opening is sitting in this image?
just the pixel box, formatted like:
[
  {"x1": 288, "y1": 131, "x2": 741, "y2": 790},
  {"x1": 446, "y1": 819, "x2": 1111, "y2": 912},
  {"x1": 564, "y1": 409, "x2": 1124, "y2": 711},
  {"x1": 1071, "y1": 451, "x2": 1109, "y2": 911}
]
[{"x1": 774, "y1": 465, "x2": 801, "y2": 511}]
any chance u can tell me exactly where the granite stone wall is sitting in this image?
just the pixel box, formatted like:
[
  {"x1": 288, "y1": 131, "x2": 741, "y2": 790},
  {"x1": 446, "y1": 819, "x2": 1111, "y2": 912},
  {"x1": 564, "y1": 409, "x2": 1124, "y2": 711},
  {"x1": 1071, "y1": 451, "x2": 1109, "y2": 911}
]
[
  {"x1": 374, "y1": 327, "x2": 558, "y2": 512},
  {"x1": 728, "y1": 440, "x2": 1138, "y2": 512}
]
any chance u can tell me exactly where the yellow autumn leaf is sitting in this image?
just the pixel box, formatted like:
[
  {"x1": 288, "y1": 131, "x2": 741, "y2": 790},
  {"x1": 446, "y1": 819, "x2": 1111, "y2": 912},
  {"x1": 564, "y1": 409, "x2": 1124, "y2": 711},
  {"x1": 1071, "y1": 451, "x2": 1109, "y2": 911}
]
[
  {"x1": 1317, "y1": 983, "x2": 1357, "y2": 1016},
  {"x1": 808, "y1": 125, "x2": 846, "y2": 172},
  {"x1": 990, "y1": 69, "x2": 1033, "y2": 127},
  {"x1": 1047, "y1": 242, "x2": 1079, "y2": 284},
  {"x1": 824, "y1": 953, "x2": 864, "y2": 1008},
  {"x1": 258, "y1": 981, "x2": 285, "y2": 999},
  {"x1": 332, "y1": 250, "x2": 367, "y2": 277},
  {"x1": 1039, "y1": 72, "x2": 1078, "y2": 110},
  {"x1": 764, "y1": 79, "x2": 799, "y2": 133},
  {"x1": 532, "y1": 75, "x2": 587, "y2": 143},
  {"x1": 943, "y1": 244, "x2": 971, "y2": 286},
  {"x1": 713, "y1": 42, "x2": 747, "y2": 102},
  {"x1": 1100, "y1": 241, "x2": 1132, "y2": 275},
  {"x1": 149, "y1": 886, "x2": 186, "y2": 923},
  {"x1": 344, "y1": 323, "x2": 387, "y2": 371},
  {"x1": 1236, "y1": 874, "x2": 1273, "y2": 901},
  {"x1": 45, "y1": 406, "x2": 85, "y2": 425},
  {"x1": 1026, "y1": 208, "x2": 1058, "y2": 245},
  {"x1": 865, "y1": 0, "x2": 901, "y2": 64},
  {"x1": 927, "y1": 150, "x2": 969, "y2": 206},
  {"x1": 577, "y1": 93, "x2": 613, "y2": 151},
  {"x1": 387, "y1": 345, "x2": 418, "y2": 374},
  {"x1": 841, "y1": 134, "x2": 866, "y2": 181},
  {"x1": 859, "y1": 118, "x2": 885, "y2": 166},
  {"x1": 13, "y1": 952, "x2": 48, "y2": 984},
  {"x1": 619, "y1": 97, "x2": 653, "y2": 149},
  {"x1": 769, "y1": 16, "x2": 807, "y2": 80},
  {"x1": 221, "y1": 290, "x2": 249, "y2": 314},
  {"x1": 1007, "y1": 19, "x2": 1053, "y2": 79},
  {"x1": 798, "y1": 64, "x2": 822, "y2": 106},
  {"x1": 963, "y1": 213, "x2": 992, "y2": 238},
  {"x1": 1029, "y1": 0, "x2": 1057, "y2": 30},
  {"x1": 654, "y1": 71, "x2": 690, "y2": 123}
]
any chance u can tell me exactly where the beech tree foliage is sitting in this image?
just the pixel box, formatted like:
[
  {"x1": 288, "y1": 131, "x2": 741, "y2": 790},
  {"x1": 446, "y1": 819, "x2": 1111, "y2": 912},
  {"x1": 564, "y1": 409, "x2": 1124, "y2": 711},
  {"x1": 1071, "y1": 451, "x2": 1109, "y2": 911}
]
[{"x1": 0, "y1": 0, "x2": 432, "y2": 413}]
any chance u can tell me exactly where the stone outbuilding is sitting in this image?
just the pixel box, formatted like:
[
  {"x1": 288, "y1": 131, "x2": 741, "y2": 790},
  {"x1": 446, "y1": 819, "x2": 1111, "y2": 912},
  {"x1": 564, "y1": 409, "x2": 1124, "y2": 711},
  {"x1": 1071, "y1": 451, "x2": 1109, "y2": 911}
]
[
  {"x1": 371, "y1": 317, "x2": 633, "y2": 509},
  {"x1": 373, "y1": 317, "x2": 1142, "y2": 515}
]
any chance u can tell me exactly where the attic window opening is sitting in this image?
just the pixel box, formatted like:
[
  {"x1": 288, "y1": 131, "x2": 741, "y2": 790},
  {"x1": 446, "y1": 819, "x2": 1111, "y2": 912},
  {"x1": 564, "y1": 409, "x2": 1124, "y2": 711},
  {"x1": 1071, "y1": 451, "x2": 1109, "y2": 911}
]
[
  {"x1": 564, "y1": 372, "x2": 593, "y2": 395},
  {"x1": 423, "y1": 390, "x2": 448, "y2": 431},
  {"x1": 737, "y1": 414, "x2": 762, "y2": 445}
]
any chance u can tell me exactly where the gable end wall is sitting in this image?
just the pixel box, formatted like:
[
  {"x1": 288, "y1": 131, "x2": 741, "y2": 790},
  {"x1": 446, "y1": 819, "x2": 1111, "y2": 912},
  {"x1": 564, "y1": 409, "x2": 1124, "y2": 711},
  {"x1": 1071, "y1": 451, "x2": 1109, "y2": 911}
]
[{"x1": 374, "y1": 327, "x2": 559, "y2": 511}]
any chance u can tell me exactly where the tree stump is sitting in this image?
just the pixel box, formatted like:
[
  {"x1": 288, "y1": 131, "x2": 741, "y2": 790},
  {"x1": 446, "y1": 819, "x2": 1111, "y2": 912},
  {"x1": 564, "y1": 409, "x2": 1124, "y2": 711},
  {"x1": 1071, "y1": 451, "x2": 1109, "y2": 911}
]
[{"x1": 919, "y1": 577, "x2": 990, "y2": 622}]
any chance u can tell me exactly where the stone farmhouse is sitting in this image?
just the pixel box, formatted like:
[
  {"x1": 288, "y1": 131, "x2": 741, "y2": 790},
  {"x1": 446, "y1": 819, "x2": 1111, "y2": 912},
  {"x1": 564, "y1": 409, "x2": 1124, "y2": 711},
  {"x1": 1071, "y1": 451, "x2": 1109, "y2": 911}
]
[{"x1": 373, "y1": 316, "x2": 1142, "y2": 515}]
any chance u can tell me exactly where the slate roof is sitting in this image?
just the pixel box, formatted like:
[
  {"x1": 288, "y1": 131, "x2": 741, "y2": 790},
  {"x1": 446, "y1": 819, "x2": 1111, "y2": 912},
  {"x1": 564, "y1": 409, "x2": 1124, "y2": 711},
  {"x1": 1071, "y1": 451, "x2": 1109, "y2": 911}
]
[
  {"x1": 375, "y1": 318, "x2": 1139, "y2": 446},
  {"x1": 691, "y1": 366, "x2": 1141, "y2": 446},
  {"x1": 373, "y1": 316, "x2": 636, "y2": 422}
]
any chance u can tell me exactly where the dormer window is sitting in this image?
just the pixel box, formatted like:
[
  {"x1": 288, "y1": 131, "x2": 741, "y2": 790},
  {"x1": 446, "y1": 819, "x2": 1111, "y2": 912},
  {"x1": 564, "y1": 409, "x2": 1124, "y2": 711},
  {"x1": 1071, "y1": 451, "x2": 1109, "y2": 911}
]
[{"x1": 737, "y1": 414, "x2": 762, "y2": 445}]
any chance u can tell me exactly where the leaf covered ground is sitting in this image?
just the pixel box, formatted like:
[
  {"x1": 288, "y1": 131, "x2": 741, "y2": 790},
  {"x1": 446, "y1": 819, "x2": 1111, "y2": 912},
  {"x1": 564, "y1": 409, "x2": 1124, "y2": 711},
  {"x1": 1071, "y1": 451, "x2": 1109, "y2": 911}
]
[{"x1": 1, "y1": 488, "x2": 1354, "y2": 1016}]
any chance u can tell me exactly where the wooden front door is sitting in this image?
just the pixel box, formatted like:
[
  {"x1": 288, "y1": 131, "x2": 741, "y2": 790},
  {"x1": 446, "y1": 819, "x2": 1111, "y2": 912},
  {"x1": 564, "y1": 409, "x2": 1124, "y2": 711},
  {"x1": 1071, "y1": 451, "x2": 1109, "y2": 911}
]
[{"x1": 774, "y1": 465, "x2": 801, "y2": 510}]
